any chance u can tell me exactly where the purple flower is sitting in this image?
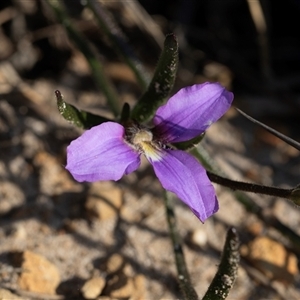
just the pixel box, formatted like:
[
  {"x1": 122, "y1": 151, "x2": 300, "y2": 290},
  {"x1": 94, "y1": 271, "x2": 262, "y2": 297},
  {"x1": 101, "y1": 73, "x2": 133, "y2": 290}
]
[{"x1": 66, "y1": 82, "x2": 233, "y2": 222}]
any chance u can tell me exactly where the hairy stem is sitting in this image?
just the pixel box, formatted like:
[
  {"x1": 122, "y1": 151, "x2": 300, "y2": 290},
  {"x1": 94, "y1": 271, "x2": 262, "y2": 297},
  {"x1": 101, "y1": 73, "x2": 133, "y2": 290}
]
[
  {"x1": 207, "y1": 171, "x2": 293, "y2": 199},
  {"x1": 202, "y1": 227, "x2": 240, "y2": 300}
]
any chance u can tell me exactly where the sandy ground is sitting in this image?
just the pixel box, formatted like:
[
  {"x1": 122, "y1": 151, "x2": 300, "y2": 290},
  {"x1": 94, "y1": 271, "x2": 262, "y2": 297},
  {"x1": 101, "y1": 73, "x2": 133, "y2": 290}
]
[{"x1": 1, "y1": 1, "x2": 300, "y2": 299}]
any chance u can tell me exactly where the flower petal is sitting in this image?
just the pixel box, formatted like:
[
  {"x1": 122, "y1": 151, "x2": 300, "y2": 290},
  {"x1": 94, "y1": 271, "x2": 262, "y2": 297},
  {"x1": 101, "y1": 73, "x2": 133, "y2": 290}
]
[
  {"x1": 66, "y1": 122, "x2": 140, "y2": 182},
  {"x1": 153, "y1": 82, "x2": 233, "y2": 143},
  {"x1": 149, "y1": 149, "x2": 218, "y2": 222}
]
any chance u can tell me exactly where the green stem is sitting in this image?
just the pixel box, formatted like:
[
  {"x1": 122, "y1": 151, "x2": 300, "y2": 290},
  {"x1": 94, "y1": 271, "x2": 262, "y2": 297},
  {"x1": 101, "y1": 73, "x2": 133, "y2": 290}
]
[
  {"x1": 131, "y1": 33, "x2": 178, "y2": 123},
  {"x1": 202, "y1": 228, "x2": 240, "y2": 300},
  {"x1": 236, "y1": 108, "x2": 300, "y2": 151},
  {"x1": 207, "y1": 172, "x2": 293, "y2": 199},
  {"x1": 45, "y1": 0, "x2": 121, "y2": 117},
  {"x1": 163, "y1": 191, "x2": 198, "y2": 300}
]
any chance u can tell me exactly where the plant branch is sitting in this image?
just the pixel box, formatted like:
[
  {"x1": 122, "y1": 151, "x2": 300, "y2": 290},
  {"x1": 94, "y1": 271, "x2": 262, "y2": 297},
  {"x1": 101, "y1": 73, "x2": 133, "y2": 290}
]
[
  {"x1": 236, "y1": 107, "x2": 300, "y2": 151},
  {"x1": 207, "y1": 171, "x2": 293, "y2": 199},
  {"x1": 163, "y1": 191, "x2": 198, "y2": 300}
]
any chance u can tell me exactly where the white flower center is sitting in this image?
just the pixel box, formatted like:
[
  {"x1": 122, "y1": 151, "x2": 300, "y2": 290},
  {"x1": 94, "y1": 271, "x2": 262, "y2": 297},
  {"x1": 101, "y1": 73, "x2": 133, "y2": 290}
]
[
  {"x1": 132, "y1": 129, "x2": 162, "y2": 161},
  {"x1": 132, "y1": 129, "x2": 153, "y2": 144}
]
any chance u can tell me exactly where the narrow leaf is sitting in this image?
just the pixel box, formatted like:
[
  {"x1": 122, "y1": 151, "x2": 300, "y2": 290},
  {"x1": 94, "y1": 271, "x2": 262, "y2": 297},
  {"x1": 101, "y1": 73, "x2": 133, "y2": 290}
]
[
  {"x1": 55, "y1": 90, "x2": 110, "y2": 129},
  {"x1": 202, "y1": 227, "x2": 240, "y2": 300},
  {"x1": 131, "y1": 33, "x2": 178, "y2": 123},
  {"x1": 120, "y1": 102, "x2": 131, "y2": 123}
]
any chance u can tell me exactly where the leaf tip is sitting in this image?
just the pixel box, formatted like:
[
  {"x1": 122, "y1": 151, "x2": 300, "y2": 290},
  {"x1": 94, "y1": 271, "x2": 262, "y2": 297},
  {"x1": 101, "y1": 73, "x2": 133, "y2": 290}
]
[{"x1": 164, "y1": 33, "x2": 178, "y2": 49}]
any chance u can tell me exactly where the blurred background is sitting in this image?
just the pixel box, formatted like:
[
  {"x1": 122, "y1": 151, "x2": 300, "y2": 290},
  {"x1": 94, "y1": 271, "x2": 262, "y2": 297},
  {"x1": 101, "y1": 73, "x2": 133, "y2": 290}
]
[{"x1": 1, "y1": 0, "x2": 300, "y2": 299}]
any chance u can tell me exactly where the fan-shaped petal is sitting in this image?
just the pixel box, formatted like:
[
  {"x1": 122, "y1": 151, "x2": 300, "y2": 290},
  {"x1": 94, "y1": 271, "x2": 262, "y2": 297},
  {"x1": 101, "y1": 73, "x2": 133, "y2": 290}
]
[
  {"x1": 66, "y1": 122, "x2": 140, "y2": 182},
  {"x1": 148, "y1": 149, "x2": 218, "y2": 222},
  {"x1": 153, "y1": 82, "x2": 233, "y2": 143}
]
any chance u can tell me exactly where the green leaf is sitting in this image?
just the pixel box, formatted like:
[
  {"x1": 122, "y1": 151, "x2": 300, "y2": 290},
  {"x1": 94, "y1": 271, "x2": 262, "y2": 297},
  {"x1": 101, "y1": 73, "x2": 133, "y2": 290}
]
[
  {"x1": 172, "y1": 133, "x2": 205, "y2": 151},
  {"x1": 55, "y1": 90, "x2": 110, "y2": 129},
  {"x1": 120, "y1": 102, "x2": 131, "y2": 124},
  {"x1": 202, "y1": 228, "x2": 240, "y2": 300},
  {"x1": 131, "y1": 33, "x2": 178, "y2": 123}
]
